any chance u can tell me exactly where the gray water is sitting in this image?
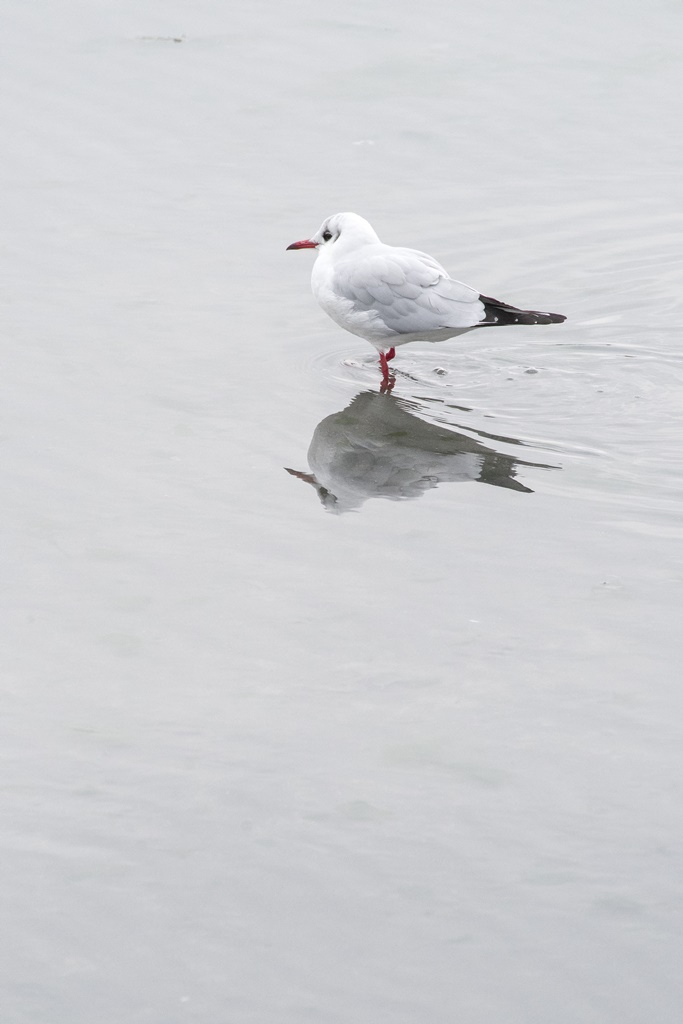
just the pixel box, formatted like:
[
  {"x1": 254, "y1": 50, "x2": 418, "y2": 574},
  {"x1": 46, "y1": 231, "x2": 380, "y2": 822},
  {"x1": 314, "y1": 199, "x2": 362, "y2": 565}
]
[{"x1": 2, "y1": 1, "x2": 683, "y2": 1021}]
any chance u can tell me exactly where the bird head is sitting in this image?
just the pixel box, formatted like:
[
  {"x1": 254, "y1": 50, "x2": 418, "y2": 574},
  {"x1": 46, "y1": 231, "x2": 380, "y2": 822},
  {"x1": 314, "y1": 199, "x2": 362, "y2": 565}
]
[{"x1": 286, "y1": 212, "x2": 380, "y2": 253}]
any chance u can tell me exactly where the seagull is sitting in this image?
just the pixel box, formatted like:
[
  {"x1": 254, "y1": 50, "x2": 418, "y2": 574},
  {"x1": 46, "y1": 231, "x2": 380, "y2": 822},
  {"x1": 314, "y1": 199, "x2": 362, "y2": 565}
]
[{"x1": 287, "y1": 212, "x2": 566, "y2": 383}]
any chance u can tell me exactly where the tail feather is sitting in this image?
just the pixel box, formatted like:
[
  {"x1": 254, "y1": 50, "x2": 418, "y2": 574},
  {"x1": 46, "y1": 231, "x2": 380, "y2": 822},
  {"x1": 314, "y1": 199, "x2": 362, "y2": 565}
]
[{"x1": 479, "y1": 294, "x2": 566, "y2": 327}]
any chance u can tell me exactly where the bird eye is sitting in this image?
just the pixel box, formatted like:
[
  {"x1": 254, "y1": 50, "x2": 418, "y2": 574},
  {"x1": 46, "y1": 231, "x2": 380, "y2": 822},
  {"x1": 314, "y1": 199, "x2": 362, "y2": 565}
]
[{"x1": 322, "y1": 230, "x2": 333, "y2": 242}]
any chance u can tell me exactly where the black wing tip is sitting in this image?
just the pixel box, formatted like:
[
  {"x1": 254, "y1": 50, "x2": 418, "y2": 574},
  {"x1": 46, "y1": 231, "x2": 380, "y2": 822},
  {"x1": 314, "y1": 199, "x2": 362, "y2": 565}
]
[
  {"x1": 543, "y1": 311, "x2": 567, "y2": 324},
  {"x1": 479, "y1": 295, "x2": 567, "y2": 326}
]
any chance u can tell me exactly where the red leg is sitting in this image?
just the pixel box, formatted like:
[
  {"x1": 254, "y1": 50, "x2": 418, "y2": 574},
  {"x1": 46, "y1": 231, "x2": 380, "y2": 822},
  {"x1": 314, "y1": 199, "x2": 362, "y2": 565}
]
[
  {"x1": 378, "y1": 352, "x2": 395, "y2": 393},
  {"x1": 386, "y1": 347, "x2": 396, "y2": 361}
]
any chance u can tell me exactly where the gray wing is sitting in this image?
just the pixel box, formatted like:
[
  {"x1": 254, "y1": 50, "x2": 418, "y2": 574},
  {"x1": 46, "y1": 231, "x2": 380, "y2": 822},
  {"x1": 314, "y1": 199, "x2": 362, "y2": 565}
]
[{"x1": 332, "y1": 247, "x2": 485, "y2": 335}]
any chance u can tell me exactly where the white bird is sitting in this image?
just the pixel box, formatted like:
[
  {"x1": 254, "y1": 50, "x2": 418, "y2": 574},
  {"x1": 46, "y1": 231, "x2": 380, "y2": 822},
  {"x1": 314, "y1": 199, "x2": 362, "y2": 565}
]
[{"x1": 287, "y1": 212, "x2": 566, "y2": 382}]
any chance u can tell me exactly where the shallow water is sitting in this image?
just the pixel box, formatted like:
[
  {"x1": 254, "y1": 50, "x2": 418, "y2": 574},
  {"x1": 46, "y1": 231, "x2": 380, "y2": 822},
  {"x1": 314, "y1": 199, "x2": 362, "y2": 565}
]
[{"x1": 2, "y1": 1, "x2": 683, "y2": 1021}]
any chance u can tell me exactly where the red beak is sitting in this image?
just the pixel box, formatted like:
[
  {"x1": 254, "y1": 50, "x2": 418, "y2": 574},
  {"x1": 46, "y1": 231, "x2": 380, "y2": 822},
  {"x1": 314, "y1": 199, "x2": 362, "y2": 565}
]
[{"x1": 286, "y1": 239, "x2": 318, "y2": 250}]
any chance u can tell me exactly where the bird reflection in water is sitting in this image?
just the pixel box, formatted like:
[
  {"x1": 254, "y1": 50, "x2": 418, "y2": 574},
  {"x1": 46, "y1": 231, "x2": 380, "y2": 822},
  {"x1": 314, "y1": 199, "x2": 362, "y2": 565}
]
[{"x1": 286, "y1": 390, "x2": 558, "y2": 512}]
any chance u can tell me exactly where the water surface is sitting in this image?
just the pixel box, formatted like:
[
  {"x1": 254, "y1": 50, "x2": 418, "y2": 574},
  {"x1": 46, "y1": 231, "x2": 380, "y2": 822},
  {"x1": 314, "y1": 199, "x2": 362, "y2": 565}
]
[{"x1": 2, "y1": 1, "x2": 682, "y2": 1021}]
